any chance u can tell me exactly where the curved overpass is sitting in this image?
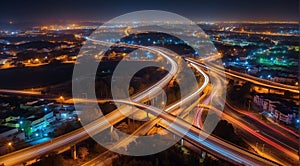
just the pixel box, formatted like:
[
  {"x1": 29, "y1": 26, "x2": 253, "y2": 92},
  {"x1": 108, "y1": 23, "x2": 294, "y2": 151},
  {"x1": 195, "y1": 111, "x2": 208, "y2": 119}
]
[
  {"x1": 97, "y1": 99, "x2": 280, "y2": 166},
  {"x1": 186, "y1": 59, "x2": 299, "y2": 93}
]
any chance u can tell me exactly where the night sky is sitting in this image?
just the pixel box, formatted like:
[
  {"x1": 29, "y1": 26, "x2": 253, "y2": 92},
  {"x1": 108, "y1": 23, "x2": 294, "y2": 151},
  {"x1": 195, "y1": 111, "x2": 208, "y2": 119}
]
[{"x1": 0, "y1": 0, "x2": 298, "y2": 23}]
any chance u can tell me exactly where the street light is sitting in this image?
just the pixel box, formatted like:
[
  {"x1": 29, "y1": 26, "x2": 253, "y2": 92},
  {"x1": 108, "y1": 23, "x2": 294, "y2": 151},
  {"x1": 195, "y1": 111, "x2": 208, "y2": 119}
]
[
  {"x1": 59, "y1": 96, "x2": 64, "y2": 107},
  {"x1": 8, "y1": 142, "x2": 12, "y2": 146}
]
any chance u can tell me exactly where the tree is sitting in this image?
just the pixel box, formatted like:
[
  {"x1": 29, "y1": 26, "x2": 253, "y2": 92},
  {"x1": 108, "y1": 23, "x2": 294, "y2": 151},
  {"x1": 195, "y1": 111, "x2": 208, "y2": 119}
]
[
  {"x1": 238, "y1": 82, "x2": 252, "y2": 103},
  {"x1": 55, "y1": 121, "x2": 78, "y2": 136},
  {"x1": 22, "y1": 120, "x2": 33, "y2": 138},
  {"x1": 31, "y1": 153, "x2": 64, "y2": 166},
  {"x1": 78, "y1": 147, "x2": 89, "y2": 160},
  {"x1": 212, "y1": 120, "x2": 248, "y2": 149}
]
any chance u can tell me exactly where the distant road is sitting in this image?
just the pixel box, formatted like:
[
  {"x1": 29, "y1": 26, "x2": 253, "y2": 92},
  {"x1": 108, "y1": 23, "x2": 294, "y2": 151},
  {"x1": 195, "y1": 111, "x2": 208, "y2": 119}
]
[{"x1": 0, "y1": 89, "x2": 41, "y2": 95}]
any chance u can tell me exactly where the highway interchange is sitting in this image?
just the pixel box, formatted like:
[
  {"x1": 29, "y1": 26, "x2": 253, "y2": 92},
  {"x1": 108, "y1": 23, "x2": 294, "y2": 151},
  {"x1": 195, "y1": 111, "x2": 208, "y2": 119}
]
[{"x1": 0, "y1": 30, "x2": 299, "y2": 166}]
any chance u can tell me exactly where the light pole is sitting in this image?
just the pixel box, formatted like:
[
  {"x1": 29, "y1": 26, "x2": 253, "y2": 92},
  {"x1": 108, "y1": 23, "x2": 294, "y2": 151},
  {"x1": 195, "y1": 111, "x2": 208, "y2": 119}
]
[
  {"x1": 248, "y1": 100, "x2": 251, "y2": 112},
  {"x1": 7, "y1": 142, "x2": 13, "y2": 153},
  {"x1": 59, "y1": 96, "x2": 64, "y2": 108}
]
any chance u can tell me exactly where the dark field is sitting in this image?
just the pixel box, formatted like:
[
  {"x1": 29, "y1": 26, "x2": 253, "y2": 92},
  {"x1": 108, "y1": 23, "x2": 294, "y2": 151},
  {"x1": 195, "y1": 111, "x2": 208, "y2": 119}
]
[{"x1": 0, "y1": 63, "x2": 74, "y2": 89}]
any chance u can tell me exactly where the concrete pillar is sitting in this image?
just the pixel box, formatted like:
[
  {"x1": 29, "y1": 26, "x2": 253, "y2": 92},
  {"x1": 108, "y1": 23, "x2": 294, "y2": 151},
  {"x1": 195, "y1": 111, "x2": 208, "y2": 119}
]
[
  {"x1": 180, "y1": 139, "x2": 184, "y2": 146},
  {"x1": 71, "y1": 145, "x2": 77, "y2": 160}
]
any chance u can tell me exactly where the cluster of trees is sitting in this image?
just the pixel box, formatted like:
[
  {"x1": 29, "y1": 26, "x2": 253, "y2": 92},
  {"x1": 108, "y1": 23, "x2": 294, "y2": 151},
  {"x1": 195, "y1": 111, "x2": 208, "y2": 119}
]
[
  {"x1": 48, "y1": 121, "x2": 81, "y2": 137},
  {"x1": 113, "y1": 145, "x2": 233, "y2": 166},
  {"x1": 204, "y1": 112, "x2": 250, "y2": 150},
  {"x1": 112, "y1": 134, "x2": 234, "y2": 166},
  {"x1": 212, "y1": 120, "x2": 249, "y2": 149},
  {"x1": 78, "y1": 146, "x2": 89, "y2": 160},
  {"x1": 113, "y1": 145, "x2": 200, "y2": 166},
  {"x1": 30, "y1": 153, "x2": 64, "y2": 166},
  {"x1": 227, "y1": 80, "x2": 252, "y2": 104},
  {"x1": 30, "y1": 140, "x2": 99, "y2": 166}
]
